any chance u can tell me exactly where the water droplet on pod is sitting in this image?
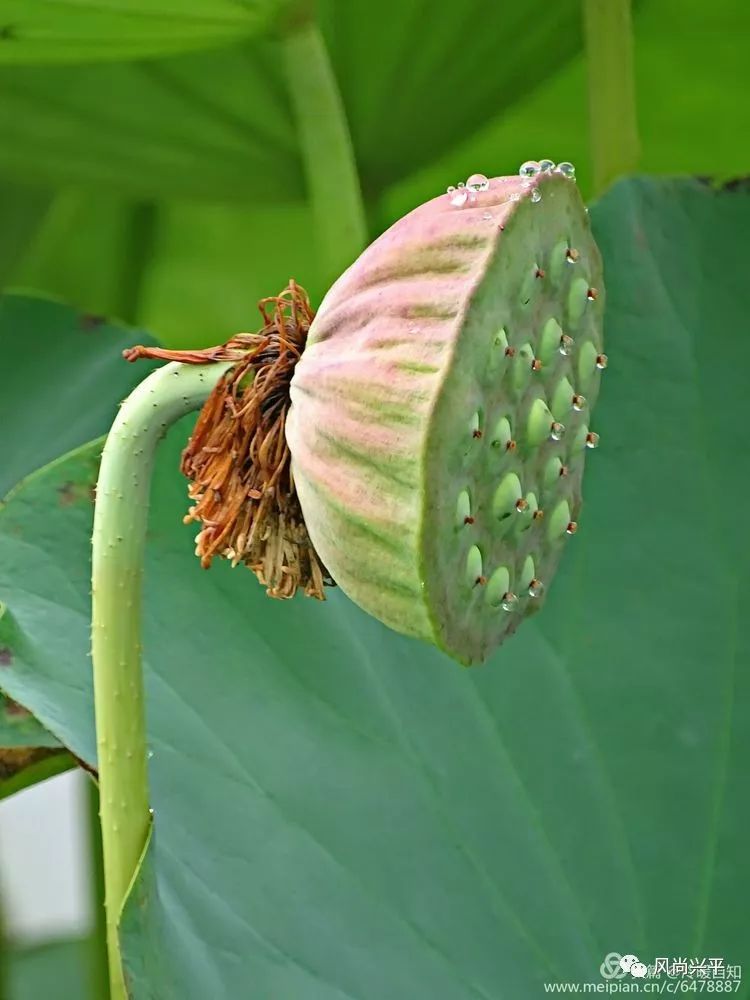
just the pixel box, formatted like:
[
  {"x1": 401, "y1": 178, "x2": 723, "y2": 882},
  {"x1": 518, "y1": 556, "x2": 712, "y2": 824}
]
[
  {"x1": 559, "y1": 334, "x2": 575, "y2": 356},
  {"x1": 466, "y1": 173, "x2": 490, "y2": 192},
  {"x1": 566, "y1": 521, "x2": 578, "y2": 535},
  {"x1": 501, "y1": 592, "x2": 519, "y2": 612},
  {"x1": 519, "y1": 160, "x2": 540, "y2": 178},
  {"x1": 531, "y1": 189, "x2": 542, "y2": 203},
  {"x1": 555, "y1": 161, "x2": 576, "y2": 179},
  {"x1": 528, "y1": 578, "x2": 545, "y2": 598},
  {"x1": 585, "y1": 431, "x2": 600, "y2": 449},
  {"x1": 596, "y1": 354, "x2": 608, "y2": 370},
  {"x1": 539, "y1": 159, "x2": 555, "y2": 172},
  {"x1": 572, "y1": 393, "x2": 586, "y2": 411},
  {"x1": 549, "y1": 421, "x2": 566, "y2": 441},
  {"x1": 450, "y1": 188, "x2": 468, "y2": 207}
]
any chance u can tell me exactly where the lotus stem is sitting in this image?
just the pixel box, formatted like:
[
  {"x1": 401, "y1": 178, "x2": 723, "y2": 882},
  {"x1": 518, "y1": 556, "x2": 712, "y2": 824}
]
[
  {"x1": 282, "y1": 17, "x2": 367, "y2": 285},
  {"x1": 91, "y1": 360, "x2": 231, "y2": 999},
  {"x1": 583, "y1": 0, "x2": 640, "y2": 194}
]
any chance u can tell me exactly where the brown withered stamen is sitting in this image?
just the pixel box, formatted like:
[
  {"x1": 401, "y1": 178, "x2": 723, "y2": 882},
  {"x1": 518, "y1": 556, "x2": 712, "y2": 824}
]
[{"x1": 124, "y1": 280, "x2": 333, "y2": 600}]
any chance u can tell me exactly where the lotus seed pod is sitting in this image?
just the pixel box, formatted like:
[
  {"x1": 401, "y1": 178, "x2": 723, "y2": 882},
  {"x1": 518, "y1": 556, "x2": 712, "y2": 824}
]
[{"x1": 287, "y1": 171, "x2": 604, "y2": 665}]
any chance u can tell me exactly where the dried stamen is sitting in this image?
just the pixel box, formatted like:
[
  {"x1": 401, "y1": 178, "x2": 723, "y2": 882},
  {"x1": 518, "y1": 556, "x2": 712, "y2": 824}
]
[{"x1": 124, "y1": 281, "x2": 332, "y2": 600}]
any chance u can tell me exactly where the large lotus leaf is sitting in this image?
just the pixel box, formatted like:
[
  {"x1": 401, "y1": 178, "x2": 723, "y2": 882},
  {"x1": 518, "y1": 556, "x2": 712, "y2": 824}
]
[
  {"x1": 0, "y1": 178, "x2": 748, "y2": 995},
  {"x1": 0, "y1": 180, "x2": 52, "y2": 283},
  {"x1": 0, "y1": 295, "x2": 158, "y2": 497},
  {"x1": 0, "y1": 685, "x2": 71, "y2": 801},
  {"x1": 7, "y1": 190, "x2": 161, "y2": 325},
  {"x1": 0, "y1": 42, "x2": 301, "y2": 203},
  {"x1": 0, "y1": 0, "x2": 285, "y2": 63},
  {"x1": 0, "y1": 2, "x2": 583, "y2": 203}
]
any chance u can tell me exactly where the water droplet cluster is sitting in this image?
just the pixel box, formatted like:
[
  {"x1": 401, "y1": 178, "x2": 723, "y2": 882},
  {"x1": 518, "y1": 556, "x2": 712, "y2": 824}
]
[
  {"x1": 519, "y1": 159, "x2": 576, "y2": 180},
  {"x1": 446, "y1": 173, "x2": 490, "y2": 206}
]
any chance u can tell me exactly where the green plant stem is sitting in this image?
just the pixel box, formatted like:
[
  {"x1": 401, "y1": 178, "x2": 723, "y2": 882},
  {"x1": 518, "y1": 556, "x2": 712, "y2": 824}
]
[
  {"x1": 91, "y1": 361, "x2": 230, "y2": 999},
  {"x1": 87, "y1": 778, "x2": 110, "y2": 1000},
  {"x1": 583, "y1": 0, "x2": 640, "y2": 195},
  {"x1": 282, "y1": 18, "x2": 367, "y2": 286}
]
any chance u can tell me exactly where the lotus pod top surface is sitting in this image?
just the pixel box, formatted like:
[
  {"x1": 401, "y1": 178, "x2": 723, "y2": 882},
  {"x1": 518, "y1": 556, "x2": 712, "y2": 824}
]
[{"x1": 287, "y1": 171, "x2": 605, "y2": 664}]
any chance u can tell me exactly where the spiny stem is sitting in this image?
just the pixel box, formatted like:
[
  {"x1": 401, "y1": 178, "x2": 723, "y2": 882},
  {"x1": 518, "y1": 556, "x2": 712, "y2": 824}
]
[
  {"x1": 583, "y1": 0, "x2": 640, "y2": 194},
  {"x1": 91, "y1": 361, "x2": 230, "y2": 999},
  {"x1": 282, "y1": 17, "x2": 367, "y2": 286}
]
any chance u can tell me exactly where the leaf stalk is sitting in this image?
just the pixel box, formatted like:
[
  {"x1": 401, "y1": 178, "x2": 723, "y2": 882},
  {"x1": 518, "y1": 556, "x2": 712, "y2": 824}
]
[{"x1": 91, "y1": 361, "x2": 230, "y2": 998}]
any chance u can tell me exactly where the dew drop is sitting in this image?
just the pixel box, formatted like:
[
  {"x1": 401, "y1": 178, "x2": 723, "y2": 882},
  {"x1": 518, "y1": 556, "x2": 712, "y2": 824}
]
[
  {"x1": 566, "y1": 521, "x2": 578, "y2": 535},
  {"x1": 531, "y1": 189, "x2": 542, "y2": 203},
  {"x1": 520, "y1": 555, "x2": 536, "y2": 590},
  {"x1": 466, "y1": 173, "x2": 490, "y2": 192},
  {"x1": 555, "y1": 161, "x2": 576, "y2": 179},
  {"x1": 450, "y1": 188, "x2": 468, "y2": 207},
  {"x1": 526, "y1": 398, "x2": 554, "y2": 447},
  {"x1": 539, "y1": 159, "x2": 555, "y2": 172},
  {"x1": 519, "y1": 160, "x2": 540, "y2": 178},
  {"x1": 501, "y1": 592, "x2": 519, "y2": 612},
  {"x1": 486, "y1": 566, "x2": 511, "y2": 607},
  {"x1": 509, "y1": 192, "x2": 521, "y2": 203},
  {"x1": 550, "y1": 421, "x2": 566, "y2": 441},
  {"x1": 515, "y1": 498, "x2": 529, "y2": 513},
  {"x1": 446, "y1": 185, "x2": 456, "y2": 194},
  {"x1": 596, "y1": 353, "x2": 609, "y2": 370},
  {"x1": 548, "y1": 501, "x2": 572, "y2": 539},
  {"x1": 572, "y1": 393, "x2": 587, "y2": 411},
  {"x1": 585, "y1": 431, "x2": 600, "y2": 449},
  {"x1": 559, "y1": 333, "x2": 575, "y2": 358},
  {"x1": 528, "y1": 578, "x2": 545, "y2": 598},
  {"x1": 566, "y1": 247, "x2": 580, "y2": 263},
  {"x1": 493, "y1": 473, "x2": 523, "y2": 520}
]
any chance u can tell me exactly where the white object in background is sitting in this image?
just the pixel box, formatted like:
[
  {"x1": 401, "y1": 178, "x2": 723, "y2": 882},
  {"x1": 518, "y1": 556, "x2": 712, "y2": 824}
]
[{"x1": 0, "y1": 769, "x2": 92, "y2": 944}]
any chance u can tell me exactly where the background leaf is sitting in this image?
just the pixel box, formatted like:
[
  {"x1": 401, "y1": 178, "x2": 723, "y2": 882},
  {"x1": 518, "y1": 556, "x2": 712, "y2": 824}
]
[
  {"x1": 0, "y1": 295, "x2": 158, "y2": 497},
  {"x1": 0, "y1": 2, "x2": 584, "y2": 204},
  {"x1": 1, "y1": 2, "x2": 746, "y2": 354},
  {"x1": 0, "y1": 0, "x2": 286, "y2": 63},
  {"x1": 0, "y1": 675, "x2": 70, "y2": 803},
  {"x1": 0, "y1": 177, "x2": 747, "y2": 995}
]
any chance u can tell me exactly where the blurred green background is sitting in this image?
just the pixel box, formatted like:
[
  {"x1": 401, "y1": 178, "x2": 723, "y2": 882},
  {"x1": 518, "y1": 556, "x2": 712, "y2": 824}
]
[
  {"x1": 0, "y1": 1, "x2": 748, "y2": 997},
  {"x1": 0, "y1": 0, "x2": 747, "y2": 348}
]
